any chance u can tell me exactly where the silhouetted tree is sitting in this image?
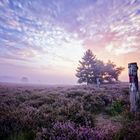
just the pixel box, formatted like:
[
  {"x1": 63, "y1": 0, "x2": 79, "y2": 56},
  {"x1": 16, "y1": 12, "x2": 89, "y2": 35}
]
[
  {"x1": 103, "y1": 60, "x2": 124, "y2": 82},
  {"x1": 76, "y1": 49, "x2": 97, "y2": 85},
  {"x1": 76, "y1": 50, "x2": 124, "y2": 84}
]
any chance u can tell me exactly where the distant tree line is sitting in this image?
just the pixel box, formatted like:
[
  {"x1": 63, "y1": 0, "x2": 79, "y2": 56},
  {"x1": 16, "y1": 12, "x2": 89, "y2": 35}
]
[{"x1": 76, "y1": 49, "x2": 124, "y2": 85}]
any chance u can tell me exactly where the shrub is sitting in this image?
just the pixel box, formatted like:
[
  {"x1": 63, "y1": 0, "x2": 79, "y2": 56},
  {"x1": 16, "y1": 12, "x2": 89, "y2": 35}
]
[
  {"x1": 4, "y1": 131, "x2": 35, "y2": 140},
  {"x1": 57, "y1": 100, "x2": 95, "y2": 127},
  {"x1": 36, "y1": 121, "x2": 121, "y2": 140},
  {"x1": 36, "y1": 121, "x2": 98, "y2": 140},
  {"x1": 117, "y1": 121, "x2": 140, "y2": 140},
  {"x1": 66, "y1": 90, "x2": 86, "y2": 98},
  {"x1": 106, "y1": 101, "x2": 124, "y2": 116},
  {"x1": 83, "y1": 94, "x2": 105, "y2": 113}
]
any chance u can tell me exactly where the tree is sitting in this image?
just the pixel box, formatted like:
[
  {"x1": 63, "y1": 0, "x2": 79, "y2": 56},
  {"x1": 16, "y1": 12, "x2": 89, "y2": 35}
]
[
  {"x1": 103, "y1": 61, "x2": 124, "y2": 82},
  {"x1": 76, "y1": 49, "x2": 97, "y2": 85},
  {"x1": 21, "y1": 77, "x2": 29, "y2": 83},
  {"x1": 94, "y1": 60, "x2": 105, "y2": 83},
  {"x1": 76, "y1": 50, "x2": 124, "y2": 84}
]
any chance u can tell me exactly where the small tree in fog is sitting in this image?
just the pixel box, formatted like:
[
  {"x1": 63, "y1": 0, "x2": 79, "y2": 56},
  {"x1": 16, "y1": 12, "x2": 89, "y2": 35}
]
[
  {"x1": 21, "y1": 77, "x2": 29, "y2": 83},
  {"x1": 76, "y1": 49, "x2": 97, "y2": 85}
]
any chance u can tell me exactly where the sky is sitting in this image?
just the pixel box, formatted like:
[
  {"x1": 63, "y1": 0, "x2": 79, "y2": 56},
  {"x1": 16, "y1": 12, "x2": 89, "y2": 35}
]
[{"x1": 0, "y1": 0, "x2": 140, "y2": 84}]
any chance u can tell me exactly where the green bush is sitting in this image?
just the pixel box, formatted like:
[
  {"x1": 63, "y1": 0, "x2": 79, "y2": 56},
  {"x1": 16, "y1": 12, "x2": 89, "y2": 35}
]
[
  {"x1": 106, "y1": 101, "x2": 124, "y2": 116},
  {"x1": 4, "y1": 131, "x2": 34, "y2": 140}
]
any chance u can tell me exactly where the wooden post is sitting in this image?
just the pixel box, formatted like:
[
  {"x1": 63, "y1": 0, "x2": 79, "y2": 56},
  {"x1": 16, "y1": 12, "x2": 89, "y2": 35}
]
[{"x1": 128, "y1": 62, "x2": 139, "y2": 112}]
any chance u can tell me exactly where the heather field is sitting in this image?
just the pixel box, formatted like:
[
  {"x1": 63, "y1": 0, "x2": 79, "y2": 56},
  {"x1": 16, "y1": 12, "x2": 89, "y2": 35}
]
[{"x1": 0, "y1": 82, "x2": 140, "y2": 140}]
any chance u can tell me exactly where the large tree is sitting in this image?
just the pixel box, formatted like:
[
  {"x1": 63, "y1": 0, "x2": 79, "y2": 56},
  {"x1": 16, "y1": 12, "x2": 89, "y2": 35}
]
[
  {"x1": 76, "y1": 49, "x2": 97, "y2": 85},
  {"x1": 76, "y1": 50, "x2": 124, "y2": 84}
]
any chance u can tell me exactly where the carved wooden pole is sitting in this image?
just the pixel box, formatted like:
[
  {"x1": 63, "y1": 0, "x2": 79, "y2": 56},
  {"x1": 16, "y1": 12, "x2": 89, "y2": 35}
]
[{"x1": 128, "y1": 62, "x2": 139, "y2": 112}]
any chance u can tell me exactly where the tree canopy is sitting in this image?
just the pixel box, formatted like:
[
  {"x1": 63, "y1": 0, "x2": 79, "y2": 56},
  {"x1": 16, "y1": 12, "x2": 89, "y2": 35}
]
[{"x1": 76, "y1": 49, "x2": 124, "y2": 85}]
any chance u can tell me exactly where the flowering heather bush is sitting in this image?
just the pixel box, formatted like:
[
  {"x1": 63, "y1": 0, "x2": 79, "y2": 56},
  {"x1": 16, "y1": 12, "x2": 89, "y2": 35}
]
[
  {"x1": 116, "y1": 121, "x2": 140, "y2": 140},
  {"x1": 66, "y1": 89, "x2": 86, "y2": 98},
  {"x1": 83, "y1": 93, "x2": 107, "y2": 113},
  {"x1": 0, "y1": 83, "x2": 139, "y2": 140},
  {"x1": 35, "y1": 121, "x2": 105, "y2": 140},
  {"x1": 36, "y1": 121, "x2": 121, "y2": 140}
]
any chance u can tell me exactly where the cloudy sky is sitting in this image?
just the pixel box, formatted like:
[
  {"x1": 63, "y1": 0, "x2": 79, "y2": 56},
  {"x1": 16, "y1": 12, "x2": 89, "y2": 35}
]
[{"x1": 0, "y1": 0, "x2": 140, "y2": 84}]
